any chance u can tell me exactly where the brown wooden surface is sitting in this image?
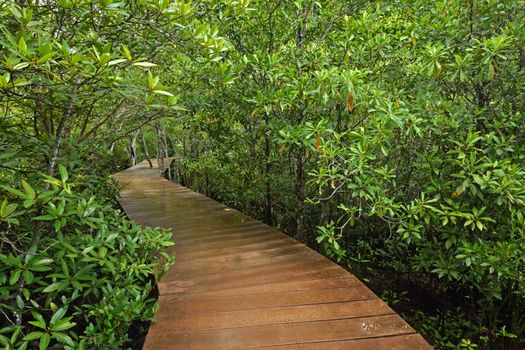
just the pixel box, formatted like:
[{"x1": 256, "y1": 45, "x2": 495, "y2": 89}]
[{"x1": 115, "y1": 160, "x2": 433, "y2": 350}]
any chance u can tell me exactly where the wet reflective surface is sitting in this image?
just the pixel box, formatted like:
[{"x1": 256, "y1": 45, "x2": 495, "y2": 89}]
[{"x1": 115, "y1": 160, "x2": 432, "y2": 350}]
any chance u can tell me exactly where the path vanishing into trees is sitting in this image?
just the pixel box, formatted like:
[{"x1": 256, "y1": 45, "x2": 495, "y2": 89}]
[{"x1": 115, "y1": 160, "x2": 432, "y2": 350}]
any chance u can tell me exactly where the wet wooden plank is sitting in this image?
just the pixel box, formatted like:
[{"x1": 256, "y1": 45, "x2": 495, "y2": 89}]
[
  {"x1": 145, "y1": 315, "x2": 417, "y2": 349},
  {"x1": 115, "y1": 160, "x2": 432, "y2": 350},
  {"x1": 158, "y1": 286, "x2": 377, "y2": 314},
  {"x1": 252, "y1": 334, "x2": 432, "y2": 350},
  {"x1": 151, "y1": 299, "x2": 394, "y2": 332}
]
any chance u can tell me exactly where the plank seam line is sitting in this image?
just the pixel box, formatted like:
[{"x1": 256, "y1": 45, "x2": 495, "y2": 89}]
[
  {"x1": 242, "y1": 331, "x2": 421, "y2": 349},
  {"x1": 173, "y1": 224, "x2": 270, "y2": 234},
  {"x1": 171, "y1": 245, "x2": 307, "y2": 261},
  {"x1": 173, "y1": 236, "x2": 300, "y2": 251},
  {"x1": 158, "y1": 278, "x2": 362, "y2": 297},
  {"x1": 174, "y1": 228, "x2": 280, "y2": 238},
  {"x1": 153, "y1": 312, "x2": 400, "y2": 334},
  {"x1": 168, "y1": 261, "x2": 343, "y2": 280},
  {"x1": 162, "y1": 296, "x2": 381, "y2": 316},
  {"x1": 161, "y1": 285, "x2": 371, "y2": 302}
]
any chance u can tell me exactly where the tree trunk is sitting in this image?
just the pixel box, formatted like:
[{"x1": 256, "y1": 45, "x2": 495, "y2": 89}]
[
  {"x1": 319, "y1": 186, "x2": 334, "y2": 227},
  {"x1": 32, "y1": 79, "x2": 79, "y2": 262},
  {"x1": 205, "y1": 166, "x2": 210, "y2": 197},
  {"x1": 46, "y1": 80, "x2": 79, "y2": 179},
  {"x1": 128, "y1": 130, "x2": 139, "y2": 166},
  {"x1": 264, "y1": 116, "x2": 273, "y2": 226},
  {"x1": 162, "y1": 125, "x2": 172, "y2": 180},
  {"x1": 156, "y1": 122, "x2": 165, "y2": 176},
  {"x1": 294, "y1": 151, "x2": 306, "y2": 243},
  {"x1": 141, "y1": 129, "x2": 153, "y2": 167}
]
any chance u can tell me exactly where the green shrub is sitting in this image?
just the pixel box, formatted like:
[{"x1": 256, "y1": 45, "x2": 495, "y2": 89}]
[{"x1": 0, "y1": 164, "x2": 174, "y2": 350}]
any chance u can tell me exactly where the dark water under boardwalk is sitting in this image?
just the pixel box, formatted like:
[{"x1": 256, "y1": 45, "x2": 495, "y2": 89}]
[{"x1": 115, "y1": 160, "x2": 432, "y2": 350}]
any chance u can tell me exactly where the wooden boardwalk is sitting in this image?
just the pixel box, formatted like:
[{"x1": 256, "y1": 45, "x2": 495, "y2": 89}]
[{"x1": 115, "y1": 161, "x2": 432, "y2": 350}]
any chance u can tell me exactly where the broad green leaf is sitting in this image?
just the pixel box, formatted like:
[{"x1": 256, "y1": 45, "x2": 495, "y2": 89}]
[
  {"x1": 21, "y1": 180, "x2": 35, "y2": 200},
  {"x1": 39, "y1": 333, "x2": 50, "y2": 350},
  {"x1": 107, "y1": 58, "x2": 127, "y2": 66},
  {"x1": 23, "y1": 332, "x2": 43, "y2": 341},
  {"x1": 50, "y1": 308, "x2": 67, "y2": 324},
  {"x1": 153, "y1": 90, "x2": 174, "y2": 97},
  {"x1": 122, "y1": 45, "x2": 132, "y2": 60},
  {"x1": 42, "y1": 282, "x2": 62, "y2": 293},
  {"x1": 132, "y1": 61, "x2": 157, "y2": 67},
  {"x1": 51, "y1": 332, "x2": 74, "y2": 346},
  {"x1": 58, "y1": 165, "x2": 68, "y2": 182},
  {"x1": 18, "y1": 37, "x2": 27, "y2": 54}
]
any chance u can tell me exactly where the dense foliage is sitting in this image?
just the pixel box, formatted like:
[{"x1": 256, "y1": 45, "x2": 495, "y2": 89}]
[
  {"x1": 0, "y1": 152, "x2": 174, "y2": 349},
  {"x1": 1, "y1": 0, "x2": 524, "y2": 349},
  {"x1": 0, "y1": 0, "x2": 239, "y2": 348},
  {"x1": 164, "y1": 1, "x2": 525, "y2": 349}
]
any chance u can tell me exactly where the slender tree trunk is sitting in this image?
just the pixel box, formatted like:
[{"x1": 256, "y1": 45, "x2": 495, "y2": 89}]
[
  {"x1": 167, "y1": 133, "x2": 178, "y2": 180},
  {"x1": 162, "y1": 125, "x2": 172, "y2": 180},
  {"x1": 319, "y1": 187, "x2": 334, "y2": 227},
  {"x1": 141, "y1": 129, "x2": 153, "y2": 167},
  {"x1": 205, "y1": 166, "x2": 210, "y2": 197},
  {"x1": 264, "y1": 115, "x2": 273, "y2": 226},
  {"x1": 33, "y1": 97, "x2": 41, "y2": 138},
  {"x1": 30, "y1": 80, "x2": 79, "y2": 268},
  {"x1": 47, "y1": 81, "x2": 79, "y2": 179},
  {"x1": 180, "y1": 135, "x2": 187, "y2": 185},
  {"x1": 156, "y1": 122, "x2": 165, "y2": 175},
  {"x1": 128, "y1": 131, "x2": 139, "y2": 166},
  {"x1": 294, "y1": 151, "x2": 306, "y2": 243},
  {"x1": 292, "y1": 6, "x2": 310, "y2": 242}
]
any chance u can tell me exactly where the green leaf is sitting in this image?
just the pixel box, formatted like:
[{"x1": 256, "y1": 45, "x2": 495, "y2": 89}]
[
  {"x1": 52, "y1": 332, "x2": 74, "y2": 346},
  {"x1": 153, "y1": 90, "x2": 174, "y2": 97},
  {"x1": 42, "y1": 282, "x2": 62, "y2": 293},
  {"x1": 38, "y1": 52, "x2": 57, "y2": 63},
  {"x1": 23, "y1": 332, "x2": 43, "y2": 341},
  {"x1": 9, "y1": 269, "x2": 21, "y2": 285},
  {"x1": 39, "y1": 333, "x2": 50, "y2": 350},
  {"x1": 51, "y1": 319, "x2": 76, "y2": 332},
  {"x1": 28, "y1": 320, "x2": 46, "y2": 329},
  {"x1": 18, "y1": 37, "x2": 27, "y2": 54},
  {"x1": 0, "y1": 185, "x2": 26, "y2": 199},
  {"x1": 23, "y1": 270, "x2": 33, "y2": 284},
  {"x1": 31, "y1": 257, "x2": 54, "y2": 267},
  {"x1": 107, "y1": 58, "x2": 127, "y2": 66},
  {"x1": 31, "y1": 311, "x2": 46, "y2": 328},
  {"x1": 122, "y1": 45, "x2": 132, "y2": 61},
  {"x1": 0, "y1": 198, "x2": 17, "y2": 218},
  {"x1": 13, "y1": 62, "x2": 30, "y2": 70},
  {"x1": 147, "y1": 71, "x2": 159, "y2": 89},
  {"x1": 33, "y1": 215, "x2": 56, "y2": 221},
  {"x1": 21, "y1": 180, "x2": 35, "y2": 200},
  {"x1": 132, "y1": 61, "x2": 157, "y2": 67},
  {"x1": 16, "y1": 295, "x2": 24, "y2": 309},
  {"x1": 10, "y1": 4, "x2": 22, "y2": 19},
  {"x1": 58, "y1": 165, "x2": 68, "y2": 182},
  {"x1": 50, "y1": 308, "x2": 67, "y2": 325}
]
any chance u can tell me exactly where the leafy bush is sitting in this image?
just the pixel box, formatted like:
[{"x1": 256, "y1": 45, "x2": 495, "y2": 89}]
[
  {"x1": 166, "y1": 1, "x2": 525, "y2": 348},
  {"x1": 0, "y1": 161, "x2": 174, "y2": 350}
]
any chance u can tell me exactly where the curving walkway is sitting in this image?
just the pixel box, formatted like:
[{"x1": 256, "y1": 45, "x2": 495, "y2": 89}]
[{"x1": 115, "y1": 160, "x2": 432, "y2": 350}]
